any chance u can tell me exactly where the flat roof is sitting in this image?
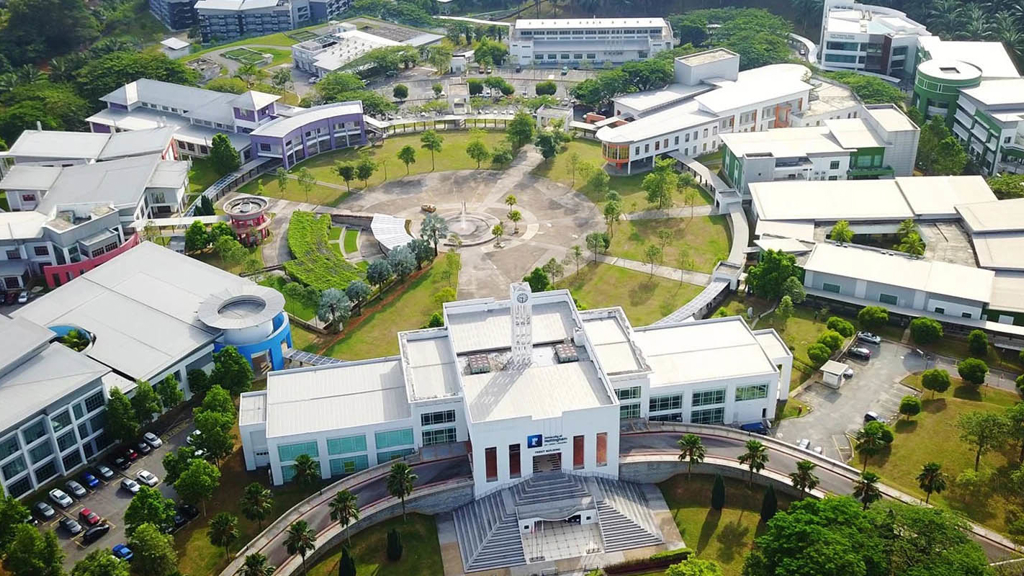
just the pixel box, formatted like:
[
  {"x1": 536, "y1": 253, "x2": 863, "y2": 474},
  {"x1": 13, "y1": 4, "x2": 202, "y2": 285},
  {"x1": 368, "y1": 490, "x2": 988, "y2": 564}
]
[
  {"x1": 400, "y1": 332, "x2": 460, "y2": 402},
  {"x1": 633, "y1": 317, "x2": 780, "y2": 386},
  {"x1": 678, "y1": 48, "x2": 736, "y2": 66},
  {"x1": 445, "y1": 301, "x2": 576, "y2": 355},
  {"x1": 957, "y1": 197, "x2": 1024, "y2": 233},
  {"x1": 864, "y1": 105, "x2": 918, "y2": 132},
  {"x1": 611, "y1": 83, "x2": 713, "y2": 115},
  {"x1": 597, "y1": 100, "x2": 718, "y2": 144},
  {"x1": 755, "y1": 219, "x2": 816, "y2": 242},
  {"x1": 961, "y1": 78, "x2": 1024, "y2": 107},
  {"x1": 694, "y1": 64, "x2": 811, "y2": 114},
  {"x1": 896, "y1": 176, "x2": 996, "y2": 218},
  {"x1": 825, "y1": 118, "x2": 886, "y2": 149},
  {"x1": 239, "y1": 391, "x2": 267, "y2": 426},
  {"x1": 751, "y1": 180, "x2": 914, "y2": 222},
  {"x1": 13, "y1": 242, "x2": 251, "y2": 380},
  {"x1": 514, "y1": 18, "x2": 667, "y2": 30},
  {"x1": 580, "y1": 310, "x2": 647, "y2": 375},
  {"x1": 989, "y1": 272, "x2": 1024, "y2": 313},
  {"x1": 85, "y1": 107, "x2": 252, "y2": 151},
  {"x1": 264, "y1": 358, "x2": 411, "y2": 438},
  {"x1": 719, "y1": 126, "x2": 845, "y2": 157},
  {"x1": 919, "y1": 37, "x2": 1021, "y2": 79},
  {"x1": 161, "y1": 37, "x2": 191, "y2": 50},
  {"x1": 971, "y1": 232, "x2": 1024, "y2": 271},
  {"x1": 917, "y1": 59, "x2": 982, "y2": 82},
  {"x1": 0, "y1": 165, "x2": 62, "y2": 190},
  {"x1": 0, "y1": 211, "x2": 48, "y2": 241},
  {"x1": 753, "y1": 237, "x2": 813, "y2": 253},
  {"x1": 825, "y1": 6, "x2": 926, "y2": 36},
  {"x1": 804, "y1": 242, "x2": 995, "y2": 303},
  {"x1": 7, "y1": 131, "x2": 109, "y2": 160},
  {"x1": 35, "y1": 155, "x2": 168, "y2": 214},
  {"x1": 753, "y1": 329, "x2": 790, "y2": 360}
]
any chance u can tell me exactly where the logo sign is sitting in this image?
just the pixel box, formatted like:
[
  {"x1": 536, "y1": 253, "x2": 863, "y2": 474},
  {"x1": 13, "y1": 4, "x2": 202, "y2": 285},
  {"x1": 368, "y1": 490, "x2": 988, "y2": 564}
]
[{"x1": 527, "y1": 434, "x2": 543, "y2": 449}]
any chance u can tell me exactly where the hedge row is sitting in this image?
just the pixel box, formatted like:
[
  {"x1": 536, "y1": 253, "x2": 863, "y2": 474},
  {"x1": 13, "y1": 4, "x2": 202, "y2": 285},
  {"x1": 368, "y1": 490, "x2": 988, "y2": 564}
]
[
  {"x1": 283, "y1": 211, "x2": 363, "y2": 291},
  {"x1": 602, "y1": 547, "x2": 693, "y2": 574}
]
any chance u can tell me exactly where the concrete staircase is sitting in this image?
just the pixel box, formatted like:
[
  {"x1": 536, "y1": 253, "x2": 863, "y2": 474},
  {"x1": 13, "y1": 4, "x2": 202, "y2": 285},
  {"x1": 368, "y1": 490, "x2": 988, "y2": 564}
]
[
  {"x1": 594, "y1": 477, "x2": 663, "y2": 552},
  {"x1": 512, "y1": 472, "x2": 589, "y2": 506},
  {"x1": 452, "y1": 490, "x2": 525, "y2": 573}
]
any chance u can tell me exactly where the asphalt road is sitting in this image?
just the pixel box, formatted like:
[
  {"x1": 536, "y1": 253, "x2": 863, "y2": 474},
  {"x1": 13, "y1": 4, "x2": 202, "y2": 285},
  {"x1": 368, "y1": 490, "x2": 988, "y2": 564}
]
[{"x1": 46, "y1": 422, "x2": 194, "y2": 568}]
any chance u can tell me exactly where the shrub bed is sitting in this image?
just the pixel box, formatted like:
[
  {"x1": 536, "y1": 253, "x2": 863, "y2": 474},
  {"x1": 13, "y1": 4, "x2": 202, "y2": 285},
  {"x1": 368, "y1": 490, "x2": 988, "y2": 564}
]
[
  {"x1": 284, "y1": 211, "x2": 363, "y2": 291},
  {"x1": 602, "y1": 547, "x2": 692, "y2": 574}
]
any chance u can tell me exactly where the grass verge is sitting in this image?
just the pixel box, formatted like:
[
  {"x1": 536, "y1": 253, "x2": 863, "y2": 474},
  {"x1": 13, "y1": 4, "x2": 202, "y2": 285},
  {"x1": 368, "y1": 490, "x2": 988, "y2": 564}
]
[
  {"x1": 306, "y1": 514, "x2": 443, "y2": 576},
  {"x1": 343, "y1": 228, "x2": 360, "y2": 254},
  {"x1": 556, "y1": 263, "x2": 703, "y2": 327},
  {"x1": 608, "y1": 216, "x2": 730, "y2": 274}
]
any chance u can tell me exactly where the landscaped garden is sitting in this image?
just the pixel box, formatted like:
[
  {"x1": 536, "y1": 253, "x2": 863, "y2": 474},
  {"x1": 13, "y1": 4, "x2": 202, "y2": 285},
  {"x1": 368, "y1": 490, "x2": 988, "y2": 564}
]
[
  {"x1": 259, "y1": 274, "x2": 318, "y2": 321},
  {"x1": 659, "y1": 474, "x2": 793, "y2": 576},
  {"x1": 193, "y1": 244, "x2": 264, "y2": 275},
  {"x1": 343, "y1": 228, "x2": 360, "y2": 254},
  {"x1": 608, "y1": 216, "x2": 731, "y2": 274},
  {"x1": 222, "y1": 46, "x2": 292, "y2": 66},
  {"x1": 305, "y1": 514, "x2": 443, "y2": 576},
  {"x1": 556, "y1": 263, "x2": 704, "y2": 327},
  {"x1": 283, "y1": 212, "x2": 364, "y2": 291}
]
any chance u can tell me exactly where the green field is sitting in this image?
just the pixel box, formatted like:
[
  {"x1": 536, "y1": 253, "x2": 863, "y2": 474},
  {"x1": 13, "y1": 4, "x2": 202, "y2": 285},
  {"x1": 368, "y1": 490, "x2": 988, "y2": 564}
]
[
  {"x1": 239, "y1": 173, "x2": 349, "y2": 206},
  {"x1": 344, "y1": 228, "x2": 360, "y2": 254},
  {"x1": 660, "y1": 475, "x2": 793, "y2": 576},
  {"x1": 323, "y1": 254, "x2": 459, "y2": 360},
  {"x1": 608, "y1": 216, "x2": 731, "y2": 274},
  {"x1": 556, "y1": 263, "x2": 704, "y2": 327},
  {"x1": 188, "y1": 158, "x2": 221, "y2": 196},
  {"x1": 306, "y1": 514, "x2": 443, "y2": 576},
  {"x1": 294, "y1": 131, "x2": 511, "y2": 189},
  {"x1": 259, "y1": 275, "x2": 317, "y2": 321},
  {"x1": 185, "y1": 23, "x2": 325, "y2": 61}
]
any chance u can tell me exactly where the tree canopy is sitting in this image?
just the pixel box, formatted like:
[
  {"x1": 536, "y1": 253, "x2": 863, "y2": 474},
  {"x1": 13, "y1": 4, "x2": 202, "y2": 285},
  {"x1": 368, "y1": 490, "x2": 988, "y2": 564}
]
[{"x1": 746, "y1": 250, "x2": 799, "y2": 301}]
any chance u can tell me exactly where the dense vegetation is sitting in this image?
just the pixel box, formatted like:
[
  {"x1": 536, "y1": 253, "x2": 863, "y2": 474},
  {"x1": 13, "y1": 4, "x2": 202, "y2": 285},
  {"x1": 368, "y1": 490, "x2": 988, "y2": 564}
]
[{"x1": 284, "y1": 212, "x2": 364, "y2": 291}]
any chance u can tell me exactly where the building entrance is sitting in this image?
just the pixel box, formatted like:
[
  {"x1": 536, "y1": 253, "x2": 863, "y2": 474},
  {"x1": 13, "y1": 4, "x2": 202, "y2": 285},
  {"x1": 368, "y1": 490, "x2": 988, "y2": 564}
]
[{"x1": 533, "y1": 453, "x2": 561, "y2": 473}]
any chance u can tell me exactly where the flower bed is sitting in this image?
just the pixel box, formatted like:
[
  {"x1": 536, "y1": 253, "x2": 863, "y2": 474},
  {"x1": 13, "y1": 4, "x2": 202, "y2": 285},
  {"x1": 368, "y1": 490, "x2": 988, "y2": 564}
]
[{"x1": 284, "y1": 211, "x2": 364, "y2": 291}]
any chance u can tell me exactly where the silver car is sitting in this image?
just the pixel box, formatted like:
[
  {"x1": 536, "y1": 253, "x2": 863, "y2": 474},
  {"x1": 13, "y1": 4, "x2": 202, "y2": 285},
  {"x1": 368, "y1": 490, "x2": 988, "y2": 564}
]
[
  {"x1": 121, "y1": 479, "x2": 140, "y2": 495},
  {"x1": 143, "y1": 432, "x2": 163, "y2": 449},
  {"x1": 65, "y1": 480, "x2": 87, "y2": 498},
  {"x1": 136, "y1": 470, "x2": 159, "y2": 487}
]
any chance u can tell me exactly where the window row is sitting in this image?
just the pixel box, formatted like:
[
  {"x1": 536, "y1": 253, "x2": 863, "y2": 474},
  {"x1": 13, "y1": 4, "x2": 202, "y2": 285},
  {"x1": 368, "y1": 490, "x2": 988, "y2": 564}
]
[
  {"x1": 735, "y1": 384, "x2": 769, "y2": 402},
  {"x1": 421, "y1": 410, "x2": 456, "y2": 427},
  {"x1": 422, "y1": 427, "x2": 457, "y2": 447},
  {"x1": 649, "y1": 394, "x2": 682, "y2": 413},
  {"x1": 692, "y1": 388, "x2": 726, "y2": 407}
]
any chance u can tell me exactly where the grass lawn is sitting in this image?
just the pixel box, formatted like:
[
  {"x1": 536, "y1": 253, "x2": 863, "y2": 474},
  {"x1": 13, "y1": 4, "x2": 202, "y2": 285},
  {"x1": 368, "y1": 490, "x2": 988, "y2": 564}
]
[
  {"x1": 608, "y1": 216, "x2": 731, "y2": 274},
  {"x1": 291, "y1": 323, "x2": 330, "y2": 352},
  {"x1": 918, "y1": 337, "x2": 1024, "y2": 374},
  {"x1": 862, "y1": 374, "x2": 1022, "y2": 536},
  {"x1": 306, "y1": 514, "x2": 443, "y2": 576},
  {"x1": 185, "y1": 22, "x2": 324, "y2": 61},
  {"x1": 191, "y1": 245, "x2": 263, "y2": 275},
  {"x1": 322, "y1": 255, "x2": 459, "y2": 359},
  {"x1": 660, "y1": 474, "x2": 793, "y2": 576},
  {"x1": 259, "y1": 275, "x2": 316, "y2": 321},
  {"x1": 556, "y1": 263, "x2": 704, "y2": 327},
  {"x1": 760, "y1": 305, "x2": 844, "y2": 390},
  {"x1": 237, "y1": 173, "x2": 350, "y2": 206},
  {"x1": 0, "y1": 192, "x2": 8, "y2": 212},
  {"x1": 344, "y1": 228, "x2": 360, "y2": 254},
  {"x1": 328, "y1": 225, "x2": 342, "y2": 241},
  {"x1": 294, "y1": 131, "x2": 509, "y2": 189},
  {"x1": 711, "y1": 294, "x2": 773, "y2": 323},
  {"x1": 188, "y1": 158, "x2": 221, "y2": 196}
]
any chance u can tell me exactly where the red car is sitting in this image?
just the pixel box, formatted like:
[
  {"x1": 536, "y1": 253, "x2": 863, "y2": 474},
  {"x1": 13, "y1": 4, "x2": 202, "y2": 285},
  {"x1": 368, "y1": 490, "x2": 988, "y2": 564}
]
[
  {"x1": 79, "y1": 508, "x2": 100, "y2": 526},
  {"x1": 123, "y1": 447, "x2": 139, "y2": 461}
]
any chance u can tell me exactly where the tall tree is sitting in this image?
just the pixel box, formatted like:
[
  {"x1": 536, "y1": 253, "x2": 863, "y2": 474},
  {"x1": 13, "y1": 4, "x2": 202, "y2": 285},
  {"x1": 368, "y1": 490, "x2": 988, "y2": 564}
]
[
  {"x1": 466, "y1": 138, "x2": 491, "y2": 168},
  {"x1": 855, "y1": 422, "x2": 888, "y2": 471},
  {"x1": 711, "y1": 473, "x2": 725, "y2": 511},
  {"x1": 760, "y1": 484, "x2": 778, "y2": 524},
  {"x1": 131, "y1": 381, "x2": 161, "y2": 425},
  {"x1": 276, "y1": 168, "x2": 290, "y2": 197},
  {"x1": 124, "y1": 486, "x2": 176, "y2": 536},
  {"x1": 746, "y1": 250, "x2": 798, "y2": 301},
  {"x1": 70, "y1": 550, "x2": 130, "y2": 576},
  {"x1": 789, "y1": 459, "x2": 819, "y2": 498},
  {"x1": 155, "y1": 374, "x2": 184, "y2": 411},
  {"x1": 296, "y1": 168, "x2": 316, "y2": 203},
  {"x1": 852, "y1": 471, "x2": 882, "y2": 510},
  {"x1": 397, "y1": 145, "x2": 416, "y2": 174},
  {"x1": 386, "y1": 462, "x2": 417, "y2": 521},
  {"x1": 284, "y1": 521, "x2": 316, "y2": 575},
  {"x1": 174, "y1": 459, "x2": 221, "y2": 516},
  {"x1": 916, "y1": 462, "x2": 947, "y2": 504},
  {"x1": 738, "y1": 440, "x2": 769, "y2": 486},
  {"x1": 317, "y1": 289, "x2": 352, "y2": 333},
  {"x1": 829, "y1": 220, "x2": 854, "y2": 243},
  {"x1": 336, "y1": 163, "x2": 355, "y2": 192},
  {"x1": 957, "y1": 411, "x2": 1009, "y2": 471},
  {"x1": 209, "y1": 133, "x2": 241, "y2": 176},
  {"x1": 292, "y1": 454, "x2": 322, "y2": 494},
  {"x1": 104, "y1": 388, "x2": 139, "y2": 444},
  {"x1": 506, "y1": 112, "x2": 536, "y2": 149},
  {"x1": 676, "y1": 434, "x2": 706, "y2": 479},
  {"x1": 211, "y1": 346, "x2": 254, "y2": 395},
  {"x1": 239, "y1": 553, "x2": 275, "y2": 576},
  {"x1": 1006, "y1": 402, "x2": 1024, "y2": 464},
  {"x1": 419, "y1": 130, "x2": 444, "y2": 170},
  {"x1": 240, "y1": 483, "x2": 274, "y2": 531},
  {"x1": 419, "y1": 213, "x2": 450, "y2": 257},
  {"x1": 328, "y1": 490, "x2": 361, "y2": 546},
  {"x1": 208, "y1": 512, "x2": 239, "y2": 560},
  {"x1": 4, "y1": 524, "x2": 63, "y2": 576},
  {"x1": 128, "y1": 523, "x2": 177, "y2": 576}
]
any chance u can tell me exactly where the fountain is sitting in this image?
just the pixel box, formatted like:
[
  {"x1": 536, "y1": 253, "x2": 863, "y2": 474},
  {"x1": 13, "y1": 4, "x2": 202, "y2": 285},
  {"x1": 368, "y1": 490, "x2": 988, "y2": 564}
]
[{"x1": 440, "y1": 201, "x2": 500, "y2": 247}]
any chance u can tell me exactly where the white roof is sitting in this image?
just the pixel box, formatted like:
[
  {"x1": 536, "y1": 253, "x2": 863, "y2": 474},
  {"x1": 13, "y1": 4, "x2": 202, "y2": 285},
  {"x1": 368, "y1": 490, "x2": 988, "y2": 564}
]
[
  {"x1": 597, "y1": 100, "x2": 717, "y2": 144},
  {"x1": 0, "y1": 211, "x2": 48, "y2": 240},
  {"x1": 754, "y1": 329, "x2": 790, "y2": 360},
  {"x1": 917, "y1": 59, "x2": 982, "y2": 83},
  {"x1": 719, "y1": 126, "x2": 846, "y2": 157},
  {"x1": 239, "y1": 391, "x2": 267, "y2": 426},
  {"x1": 989, "y1": 272, "x2": 1024, "y2": 313},
  {"x1": 194, "y1": 0, "x2": 280, "y2": 11},
  {"x1": 957, "y1": 197, "x2": 1024, "y2": 233},
  {"x1": 85, "y1": 107, "x2": 252, "y2": 151},
  {"x1": 35, "y1": 155, "x2": 170, "y2": 214},
  {"x1": 804, "y1": 242, "x2": 995, "y2": 303},
  {"x1": 196, "y1": 285, "x2": 285, "y2": 330},
  {"x1": 446, "y1": 301, "x2": 575, "y2": 354},
  {"x1": 580, "y1": 312, "x2": 646, "y2": 375},
  {"x1": 825, "y1": 7, "x2": 927, "y2": 36},
  {"x1": 693, "y1": 64, "x2": 811, "y2": 114},
  {"x1": 369, "y1": 213, "x2": 413, "y2": 252},
  {"x1": 251, "y1": 101, "x2": 363, "y2": 139},
  {"x1": 13, "y1": 242, "x2": 252, "y2": 380},
  {"x1": 825, "y1": 118, "x2": 886, "y2": 149},
  {"x1": 611, "y1": 83, "x2": 711, "y2": 114},
  {"x1": 633, "y1": 317, "x2": 781, "y2": 386},
  {"x1": 919, "y1": 37, "x2": 1021, "y2": 79},
  {"x1": 864, "y1": 105, "x2": 919, "y2": 132},
  {"x1": 161, "y1": 37, "x2": 191, "y2": 50},
  {"x1": 264, "y1": 358, "x2": 411, "y2": 438},
  {"x1": 971, "y1": 232, "x2": 1024, "y2": 271},
  {"x1": 750, "y1": 180, "x2": 914, "y2": 222},
  {"x1": 896, "y1": 176, "x2": 996, "y2": 218},
  {"x1": 400, "y1": 333, "x2": 460, "y2": 401},
  {"x1": 753, "y1": 237, "x2": 813, "y2": 253},
  {"x1": 514, "y1": 18, "x2": 667, "y2": 30},
  {"x1": 0, "y1": 165, "x2": 62, "y2": 190},
  {"x1": 755, "y1": 219, "x2": 815, "y2": 242},
  {"x1": 820, "y1": 360, "x2": 848, "y2": 375},
  {"x1": 960, "y1": 79, "x2": 1024, "y2": 107},
  {"x1": 7, "y1": 131, "x2": 109, "y2": 160}
]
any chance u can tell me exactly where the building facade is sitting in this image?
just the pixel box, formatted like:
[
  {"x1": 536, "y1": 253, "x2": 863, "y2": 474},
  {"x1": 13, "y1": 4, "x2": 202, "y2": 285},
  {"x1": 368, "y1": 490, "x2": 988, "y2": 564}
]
[
  {"x1": 508, "y1": 18, "x2": 675, "y2": 67},
  {"x1": 150, "y1": 0, "x2": 199, "y2": 30},
  {"x1": 249, "y1": 101, "x2": 366, "y2": 169},
  {"x1": 818, "y1": 0, "x2": 928, "y2": 79}
]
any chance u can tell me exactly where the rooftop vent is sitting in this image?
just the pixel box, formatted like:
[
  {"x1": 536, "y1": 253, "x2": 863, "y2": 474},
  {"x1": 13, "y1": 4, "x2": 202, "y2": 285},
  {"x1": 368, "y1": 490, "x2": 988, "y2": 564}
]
[
  {"x1": 554, "y1": 342, "x2": 579, "y2": 363},
  {"x1": 468, "y1": 354, "x2": 491, "y2": 374}
]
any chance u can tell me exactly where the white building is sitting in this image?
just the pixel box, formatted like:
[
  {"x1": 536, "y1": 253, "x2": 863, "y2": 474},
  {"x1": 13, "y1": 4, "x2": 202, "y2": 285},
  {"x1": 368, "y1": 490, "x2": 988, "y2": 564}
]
[
  {"x1": 240, "y1": 284, "x2": 789, "y2": 493},
  {"x1": 508, "y1": 18, "x2": 675, "y2": 68},
  {"x1": 596, "y1": 50, "x2": 816, "y2": 173},
  {"x1": 292, "y1": 21, "x2": 443, "y2": 78},
  {"x1": 160, "y1": 38, "x2": 192, "y2": 60},
  {"x1": 818, "y1": 0, "x2": 929, "y2": 79}
]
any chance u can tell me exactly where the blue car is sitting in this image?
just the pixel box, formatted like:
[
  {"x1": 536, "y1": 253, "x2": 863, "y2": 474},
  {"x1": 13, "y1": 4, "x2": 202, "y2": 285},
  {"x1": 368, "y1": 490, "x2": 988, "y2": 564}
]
[
  {"x1": 80, "y1": 472, "x2": 99, "y2": 489},
  {"x1": 112, "y1": 544, "x2": 133, "y2": 561}
]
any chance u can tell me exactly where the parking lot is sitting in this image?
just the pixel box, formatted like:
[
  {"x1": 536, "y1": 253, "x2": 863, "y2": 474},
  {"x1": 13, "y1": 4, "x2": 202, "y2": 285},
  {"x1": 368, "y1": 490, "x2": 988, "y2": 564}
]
[
  {"x1": 776, "y1": 339, "x2": 926, "y2": 461},
  {"x1": 35, "y1": 422, "x2": 195, "y2": 568}
]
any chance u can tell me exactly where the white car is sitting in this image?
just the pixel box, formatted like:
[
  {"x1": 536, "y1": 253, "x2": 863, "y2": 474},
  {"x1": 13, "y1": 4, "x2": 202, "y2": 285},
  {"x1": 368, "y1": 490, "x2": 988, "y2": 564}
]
[
  {"x1": 121, "y1": 479, "x2": 140, "y2": 494},
  {"x1": 143, "y1": 432, "x2": 163, "y2": 448},
  {"x1": 136, "y1": 470, "x2": 159, "y2": 487},
  {"x1": 186, "y1": 429, "x2": 201, "y2": 446},
  {"x1": 49, "y1": 489, "x2": 73, "y2": 508}
]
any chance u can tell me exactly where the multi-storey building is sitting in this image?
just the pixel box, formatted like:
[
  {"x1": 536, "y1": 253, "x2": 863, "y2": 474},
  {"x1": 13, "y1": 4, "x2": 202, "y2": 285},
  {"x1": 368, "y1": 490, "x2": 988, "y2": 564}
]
[
  {"x1": 508, "y1": 18, "x2": 675, "y2": 68},
  {"x1": 818, "y1": 0, "x2": 929, "y2": 79},
  {"x1": 249, "y1": 101, "x2": 366, "y2": 168},
  {"x1": 149, "y1": 0, "x2": 199, "y2": 31},
  {"x1": 720, "y1": 104, "x2": 919, "y2": 195}
]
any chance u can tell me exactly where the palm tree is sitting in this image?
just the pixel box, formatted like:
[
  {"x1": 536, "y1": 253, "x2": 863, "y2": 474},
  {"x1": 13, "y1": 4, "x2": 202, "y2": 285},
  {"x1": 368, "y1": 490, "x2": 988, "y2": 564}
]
[
  {"x1": 507, "y1": 209, "x2": 522, "y2": 234},
  {"x1": 208, "y1": 512, "x2": 239, "y2": 560},
  {"x1": 240, "y1": 552, "x2": 276, "y2": 576},
  {"x1": 284, "y1": 520, "x2": 317, "y2": 575},
  {"x1": 916, "y1": 461, "x2": 947, "y2": 504},
  {"x1": 855, "y1": 424, "x2": 886, "y2": 471},
  {"x1": 235, "y1": 63, "x2": 262, "y2": 88},
  {"x1": 419, "y1": 213, "x2": 450, "y2": 257},
  {"x1": 240, "y1": 482, "x2": 274, "y2": 530},
  {"x1": 959, "y1": 5, "x2": 993, "y2": 40},
  {"x1": 292, "y1": 454, "x2": 322, "y2": 495},
  {"x1": 737, "y1": 440, "x2": 769, "y2": 486},
  {"x1": 789, "y1": 459, "x2": 820, "y2": 498},
  {"x1": 676, "y1": 434, "x2": 706, "y2": 479},
  {"x1": 897, "y1": 232, "x2": 925, "y2": 256},
  {"x1": 896, "y1": 218, "x2": 916, "y2": 240},
  {"x1": 853, "y1": 471, "x2": 882, "y2": 510},
  {"x1": 0, "y1": 74, "x2": 18, "y2": 94},
  {"x1": 386, "y1": 462, "x2": 417, "y2": 521},
  {"x1": 419, "y1": 130, "x2": 444, "y2": 171},
  {"x1": 16, "y1": 65, "x2": 44, "y2": 85},
  {"x1": 994, "y1": 12, "x2": 1024, "y2": 64},
  {"x1": 272, "y1": 68, "x2": 292, "y2": 90},
  {"x1": 328, "y1": 490, "x2": 360, "y2": 546}
]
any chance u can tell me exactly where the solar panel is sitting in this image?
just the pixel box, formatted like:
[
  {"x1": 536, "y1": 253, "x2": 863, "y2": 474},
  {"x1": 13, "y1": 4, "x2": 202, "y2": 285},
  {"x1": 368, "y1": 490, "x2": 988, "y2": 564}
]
[{"x1": 284, "y1": 349, "x2": 345, "y2": 366}]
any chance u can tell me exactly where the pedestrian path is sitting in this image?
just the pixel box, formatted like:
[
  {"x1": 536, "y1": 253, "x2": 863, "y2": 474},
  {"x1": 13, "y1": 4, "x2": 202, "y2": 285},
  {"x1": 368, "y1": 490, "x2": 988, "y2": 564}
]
[
  {"x1": 596, "y1": 254, "x2": 712, "y2": 286},
  {"x1": 622, "y1": 205, "x2": 714, "y2": 220}
]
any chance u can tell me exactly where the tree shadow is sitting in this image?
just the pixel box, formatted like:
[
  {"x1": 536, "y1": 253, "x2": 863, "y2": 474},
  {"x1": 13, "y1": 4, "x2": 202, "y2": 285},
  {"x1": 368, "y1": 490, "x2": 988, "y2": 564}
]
[
  {"x1": 715, "y1": 520, "x2": 752, "y2": 564},
  {"x1": 893, "y1": 419, "x2": 918, "y2": 434},
  {"x1": 922, "y1": 398, "x2": 947, "y2": 414},
  {"x1": 696, "y1": 509, "x2": 722, "y2": 555},
  {"x1": 628, "y1": 280, "x2": 658, "y2": 307},
  {"x1": 953, "y1": 385, "x2": 983, "y2": 402}
]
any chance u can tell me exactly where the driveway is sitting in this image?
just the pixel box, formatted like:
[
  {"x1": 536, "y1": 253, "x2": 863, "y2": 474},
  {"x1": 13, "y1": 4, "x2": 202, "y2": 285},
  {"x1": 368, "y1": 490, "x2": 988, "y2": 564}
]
[
  {"x1": 776, "y1": 340, "x2": 924, "y2": 461},
  {"x1": 45, "y1": 422, "x2": 194, "y2": 569}
]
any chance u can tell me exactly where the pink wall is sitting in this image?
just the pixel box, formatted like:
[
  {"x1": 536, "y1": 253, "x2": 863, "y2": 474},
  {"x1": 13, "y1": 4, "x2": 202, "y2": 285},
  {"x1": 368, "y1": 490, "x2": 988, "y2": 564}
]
[{"x1": 41, "y1": 234, "x2": 141, "y2": 289}]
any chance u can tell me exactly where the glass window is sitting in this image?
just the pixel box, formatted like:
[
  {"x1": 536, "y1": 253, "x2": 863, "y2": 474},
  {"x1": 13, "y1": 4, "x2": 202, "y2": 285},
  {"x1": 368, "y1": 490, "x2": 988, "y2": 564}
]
[
  {"x1": 377, "y1": 448, "x2": 414, "y2": 463},
  {"x1": 596, "y1": 433, "x2": 607, "y2": 467},
  {"x1": 650, "y1": 413, "x2": 683, "y2": 422},
  {"x1": 691, "y1": 407, "x2": 725, "y2": 425},
  {"x1": 329, "y1": 455, "x2": 369, "y2": 476},
  {"x1": 620, "y1": 404, "x2": 641, "y2": 419},
  {"x1": 89, "y1": 413, "x2": 105, "y2": 433},
  {"x1": 326, "y1": 435, "x2": 366, "y2": 456},
  {"x1": 573, "y1": 435, "x2": 585, "y2": 469},
  {"x1": 281, "y1": 464, "x2": 296, "y2": 483},
  {"x1": 34, "y1": 460, "x2": 57, "y2": 483},
  {"x1": 2, "y1": 456, "x2": 27, "y2": 480},
  {"x1": 735, "y1": 384, "x2": 769, "y2": 402},
  {"x1": 6, "y1": 476, "x2": 31, "y2": 498},
  {"x1": 84, "y1": 392, "x2": 104, "y2": 413},
  {"x1": 72, "y1": 404, "x2": 84, "y2": 420},
  {"x1": 509, "y1": 444, "x2": 521, "y2": 479},
  {"x1": 78, "y1": 423, "x2": 90, "y2": 440},
  {"x1": 485, "y1": 447, "x2": 497, "y2": 482},
  {"x1": 28, "y1": 441, "x2": 53, "y2": 464},
  {"x1": 617, "y1": 386, "x2": 641, "y2": 401},
  {"x1": 51, "y1": 411, "x2": 71, "y2": 433},
  {"x1": 56, "y1": 432, "x2": 77, "y2": 453},
  {"x1": 692, "y1": 389, "x2": 726, "y2": 407},
  {"x1": 422, "y1": 427, "x2": 457, "y2": 446},
  {"x1": 0, "y1": 436, "x2": 19, "y2": 460},
  {"x1": 421, "y1": 410, "x2": 456, "y2": 427},
  {"x1": 961, "y1": 312, "x2": 972, "y2": 318},
  {"x1": 830, "y1": 160, "x2": 840, "y2": 170},
  {"x1": 879, "y1": 293, "x2": 898, "y2": 305},
  {"x1": 649, "y1": 395, "x2": 682, "y2": 412},
  {"x1": 62, "y1": 450, "x2": 82, "y2": 471},
  {"x1": 823, "y1": 282, "x2": 842, "y2": 294},
  {"x1": 277, "y1": 441, "x2": 319, "y2": 462},
  {"x1": 22, "y1": 421, "x2": 46, "y2": 444},
  {"x1": 374, "y1": 428, "x2": 414, "y2": 449}
]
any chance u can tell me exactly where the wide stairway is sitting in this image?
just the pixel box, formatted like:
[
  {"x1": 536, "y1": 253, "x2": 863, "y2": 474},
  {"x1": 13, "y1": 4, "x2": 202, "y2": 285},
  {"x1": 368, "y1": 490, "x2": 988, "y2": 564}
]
[
  {"x1": 512, "y1": 471, "x2": 589, "y2": 506},
  {"x1": 452, "y1": 490, "x2": 525, "y2": 573},
  {"x1": 593, "y1": 477, "x2": 663, "y2": 552}
]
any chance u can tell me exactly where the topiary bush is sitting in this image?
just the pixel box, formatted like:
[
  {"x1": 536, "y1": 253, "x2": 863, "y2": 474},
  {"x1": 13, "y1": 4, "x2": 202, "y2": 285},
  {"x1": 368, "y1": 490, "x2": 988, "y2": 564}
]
[
  {"x1": 826, "y1": 317, "x2": 855, "y2": 338},
  {"x1": 909, "y1": 317, "x2": 943, "y2": 344},
  {"x1": 817, "y1": 330, "x2": 844, "y2": 352},
  {"x1": 807, "y1": 343, "x2": 832, "y2": 366}
]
